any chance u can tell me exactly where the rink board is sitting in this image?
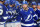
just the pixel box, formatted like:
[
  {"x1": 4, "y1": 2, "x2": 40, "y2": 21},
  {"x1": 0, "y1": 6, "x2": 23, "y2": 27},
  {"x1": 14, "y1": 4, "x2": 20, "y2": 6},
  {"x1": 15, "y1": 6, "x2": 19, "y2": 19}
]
[
  {"x1": 0, "y1": 22, "x2": 5, "y2": 27},
  {"x1": 4, "y1": 22, "x2": 21, "y2": 27}
]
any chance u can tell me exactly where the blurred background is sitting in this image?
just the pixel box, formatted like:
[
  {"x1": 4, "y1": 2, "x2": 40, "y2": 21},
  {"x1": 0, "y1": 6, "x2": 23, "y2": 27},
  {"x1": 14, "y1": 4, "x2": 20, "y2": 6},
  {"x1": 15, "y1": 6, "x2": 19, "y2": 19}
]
[
  {"x1": 16, "y1": 0, "x2": 40, "y2": 7},
  {"x1": 17, "y1": 0, "x2": 40, "y2": 3}
]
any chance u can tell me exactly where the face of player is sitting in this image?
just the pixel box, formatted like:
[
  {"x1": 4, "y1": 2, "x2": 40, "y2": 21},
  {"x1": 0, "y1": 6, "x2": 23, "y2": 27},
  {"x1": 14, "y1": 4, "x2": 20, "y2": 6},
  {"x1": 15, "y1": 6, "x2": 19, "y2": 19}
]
[
  {"x1": 10, "y1": 5, "x2": 13, "y2": 7},
  {"x1": 37, "y1": 5, "x2": 40, "y2": 9},
  {"x1": 0, "y1": 1, "x2": 3, "y2": 4},
  {"x1": 3, "y1": 1, "x2": 5, "y2": 4},
  {"x1": 22, "y1": 4, "x2": 28, "y2": 9},
  {"x1": 32, "y1": 5, "x2": 36, "y2": 9},
  {"x1": 5, "y1": 4, "x2": 8, "y2": 7},
  {"x1": 12, "y1": 4, "x2": 15, "y2": 7}
]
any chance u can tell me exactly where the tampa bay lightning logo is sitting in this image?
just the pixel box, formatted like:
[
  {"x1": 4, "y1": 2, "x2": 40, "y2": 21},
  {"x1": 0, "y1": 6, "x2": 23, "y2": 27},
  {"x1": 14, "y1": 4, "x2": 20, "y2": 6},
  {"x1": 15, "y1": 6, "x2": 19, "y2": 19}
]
[{"x1": 25, "y1": 14, "x2": 32, "y2": 21}]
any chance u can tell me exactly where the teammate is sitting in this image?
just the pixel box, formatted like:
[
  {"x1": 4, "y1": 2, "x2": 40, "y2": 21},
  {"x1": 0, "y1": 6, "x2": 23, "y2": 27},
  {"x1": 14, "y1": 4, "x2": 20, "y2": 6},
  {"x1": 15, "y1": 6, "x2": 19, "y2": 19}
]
[
  {"x1": 16, "y1": 1, "x2": 38, "y2": 27},
  {"x1": 37, "y1": 3, "x2": 40, "y2": 27},
  {"x1": 6, "y1": 0, "x2": 17, "y2": 22},
  {"x1": 31, "y1": 1, "x2": 38, "y2": 27},
  {"x1": 0, "y1": 0, "x2": 9, "y2": 22},
  {"x1": 15, "y1": 1, "x2": 21, "y2": 22},
  {"x1": 7, "y1": 1, "x2": 14, "y2": 16},
  {"x1": 15, "y1": 1, "x2": 21, "y2": 13}
]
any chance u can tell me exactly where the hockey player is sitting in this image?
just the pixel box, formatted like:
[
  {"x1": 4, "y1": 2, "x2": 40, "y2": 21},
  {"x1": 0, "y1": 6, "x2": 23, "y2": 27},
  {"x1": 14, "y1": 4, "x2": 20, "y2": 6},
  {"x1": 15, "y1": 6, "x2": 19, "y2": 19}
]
[
  {"x1": 37, "y1": 3, "x2": 40, "y2": 27},
  {"x1": 6, "y1": 0, "x2": 17, "y2": 22},
  {"x1": 0, "y1": 0, "x2": 9, "y2": 22},
  {"x1": 14, "y1": 1, "x2": 21, "y2": 22},
  {"x1": 16, "y1": 1, "x2": 38, "y2": 27},
  {"x1": 7, "y1": 1, "x2": 14, "y2": 16},
  {"x1": 31, "y1": 2, "x2": 38, "y2": 27},
  {"x1": 15, "y1": 1, "x2": 21, "y2": 13},
  {"x1": 7, "y1": 1, "x2": 21, "y2": 22}
]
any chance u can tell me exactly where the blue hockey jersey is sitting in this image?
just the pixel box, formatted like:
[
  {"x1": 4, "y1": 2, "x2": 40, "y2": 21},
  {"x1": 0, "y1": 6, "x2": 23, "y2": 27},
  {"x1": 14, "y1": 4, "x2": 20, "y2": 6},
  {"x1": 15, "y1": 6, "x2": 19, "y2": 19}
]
[
  {"x1": 37, "y1": 9, "x2": 40, "y2": 18},
  {"x1": 33, "y1": 8, "x2": 38, "y2": 21},
  {"x1": 7, "y1": 5, "x2": 14, "y2": 16},
  {"x1": 17, "y1": 8, "x2": 38, "y2": 27},
  {"x1": 0, "y1": 3, "x2": 9, "y2": 22},
  {"x1": 36, "y1": 9, "x2": 40, "y2": 27},
  {"x1": 32, "y1": 8, "x2": 38, "y2": 27},
  {"x1": 35, "y1": 9, "x2": 40, "y2": 19},
  {"x1": 7, "y1": 5, "x2": 17, "y2": 22}
]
